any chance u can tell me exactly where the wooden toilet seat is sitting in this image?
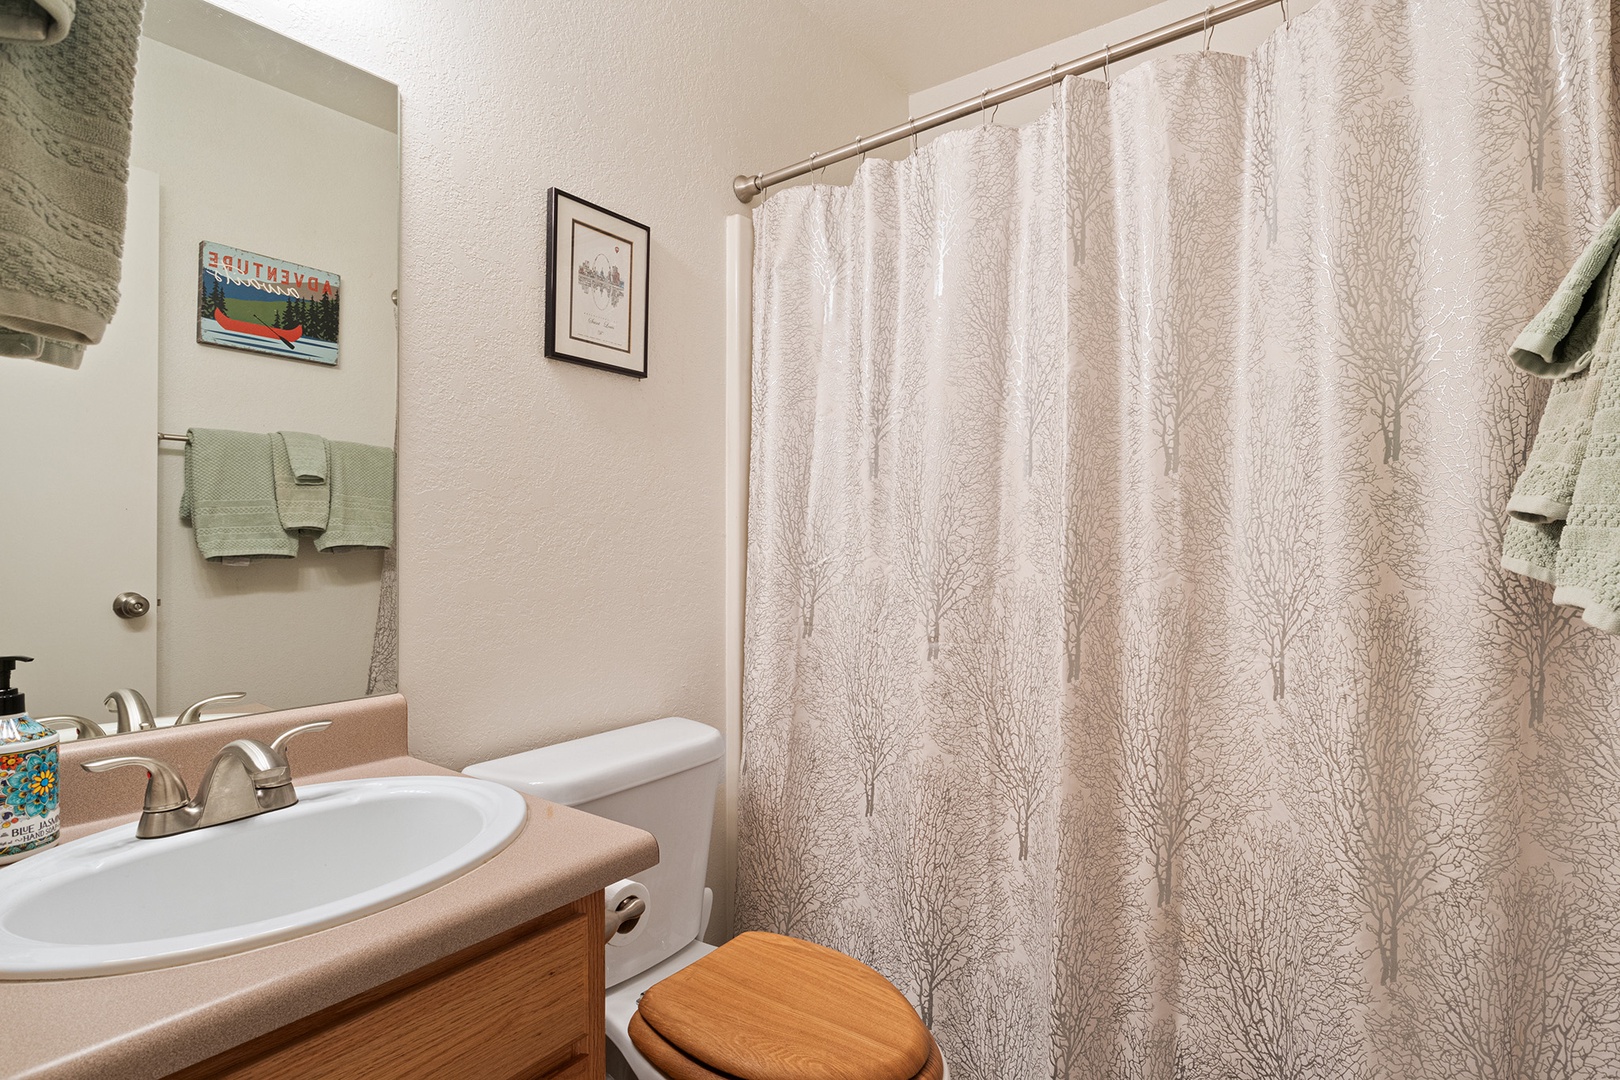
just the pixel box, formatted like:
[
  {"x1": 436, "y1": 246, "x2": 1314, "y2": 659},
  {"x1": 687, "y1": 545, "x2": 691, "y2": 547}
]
[{"x1": 628, "y1": 931, "x2": 944, "y2": 1080}]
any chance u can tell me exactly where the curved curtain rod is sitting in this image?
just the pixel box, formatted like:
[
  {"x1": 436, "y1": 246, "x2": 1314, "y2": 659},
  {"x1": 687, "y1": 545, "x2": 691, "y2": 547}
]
[{"x1": 733, "y1": 0, "x2": 1286, "y2": 204}]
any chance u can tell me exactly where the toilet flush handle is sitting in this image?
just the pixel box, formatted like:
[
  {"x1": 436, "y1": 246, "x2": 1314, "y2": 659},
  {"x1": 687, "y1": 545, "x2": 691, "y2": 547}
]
[{"x1": 605, "y1": 895, "x2": 647, "y2": 943}]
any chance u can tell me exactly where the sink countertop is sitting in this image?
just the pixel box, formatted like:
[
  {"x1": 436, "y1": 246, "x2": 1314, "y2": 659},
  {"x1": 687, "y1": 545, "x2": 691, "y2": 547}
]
[{"x1": 0, "y1": 695, "x2": 660, "y2": 1080}]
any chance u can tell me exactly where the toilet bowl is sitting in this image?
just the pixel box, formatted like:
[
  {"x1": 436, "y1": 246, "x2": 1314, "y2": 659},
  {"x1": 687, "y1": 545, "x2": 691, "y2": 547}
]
[{"x1": 465, "y1": 717, "x2": 949, "y2": 1080}]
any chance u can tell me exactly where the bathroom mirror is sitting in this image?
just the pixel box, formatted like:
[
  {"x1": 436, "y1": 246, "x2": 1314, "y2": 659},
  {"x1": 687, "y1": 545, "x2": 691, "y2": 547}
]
[{"x1": 0, "y1": 0, "x2": 400, "y2": 731}]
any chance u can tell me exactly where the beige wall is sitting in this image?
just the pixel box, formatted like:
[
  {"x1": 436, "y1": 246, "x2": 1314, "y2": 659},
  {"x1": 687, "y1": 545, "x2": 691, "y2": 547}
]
[
  {"x1": 206, "y1": 0, "x2": 906, "y2": 938},
  {"x1": 130, "y1": 37, "x2": 399, "y2": 717}
]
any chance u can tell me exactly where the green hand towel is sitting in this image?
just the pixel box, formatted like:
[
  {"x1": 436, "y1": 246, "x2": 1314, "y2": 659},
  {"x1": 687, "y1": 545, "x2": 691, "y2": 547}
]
[
  {"x1": 0, "y1": 0, "x2": 143, "y2": 355},
  {"x1": 1501, "y1": 517, "x2": 1561, "y2": 585},
  {"x1": 1507, "y1": 215, "x2": 1620, "y2": 524},
  {"x1": 0, "y1": 0, "x2": 74, "y2": 44},
  {"x1": 280, "y1": 430, "x2": 328, "y2": 484},
  {"x1": 1536, "y1": 259, "x2": 1620, "y2": 632},
  {"x1": 315, "y1": 441, "x2": 394, "y2": 552},
  {"x1": 271, "y1": 432, "x2": 330, "y2": 534},
  {"x1": 0, "y1": 328, "x2": 82, "y2": 367},
  {"x1": 1512, "y1": 205, "x2": 1620, "y2": 378},
  {"x1": 181, "y1": 429, "x2": 298, "y2": 562}
]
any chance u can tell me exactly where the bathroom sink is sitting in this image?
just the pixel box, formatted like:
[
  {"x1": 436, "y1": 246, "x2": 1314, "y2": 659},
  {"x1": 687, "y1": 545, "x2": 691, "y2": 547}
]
[{"x1": 0, "y1": 776, "x2": 527, "y2": 980}]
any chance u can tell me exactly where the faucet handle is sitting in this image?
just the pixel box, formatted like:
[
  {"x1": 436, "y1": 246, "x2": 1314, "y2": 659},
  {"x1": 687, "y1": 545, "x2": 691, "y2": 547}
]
[
  {"x1": 174, "y1": 692, "x2": 247, "y2": 726},
  {"x1": 37, "y1": 715, "x2": 104, "y2": 741},
  {"x1": 268, "y1": 721, "x2": 331, "y2": 758},
  {"x1": 81, "y1": 756, "x2": 190, "y2": 813}
]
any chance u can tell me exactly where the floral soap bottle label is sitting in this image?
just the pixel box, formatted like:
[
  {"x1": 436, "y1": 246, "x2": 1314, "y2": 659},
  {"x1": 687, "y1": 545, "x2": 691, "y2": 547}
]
[{"x1": 0, "y1": 729, "x2": 60, "y2": 864}]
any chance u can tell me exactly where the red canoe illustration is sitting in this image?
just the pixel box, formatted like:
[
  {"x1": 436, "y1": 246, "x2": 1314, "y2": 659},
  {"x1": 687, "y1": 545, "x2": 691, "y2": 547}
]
[{"x1": 212, "y1": 309, "x2": 303, "y2": 343}]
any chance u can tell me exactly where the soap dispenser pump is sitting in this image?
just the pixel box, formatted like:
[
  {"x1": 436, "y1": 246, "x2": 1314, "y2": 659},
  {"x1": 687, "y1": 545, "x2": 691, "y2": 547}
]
[{"x1": 0, "y1": 657, "x2": 61, "y2": 864}]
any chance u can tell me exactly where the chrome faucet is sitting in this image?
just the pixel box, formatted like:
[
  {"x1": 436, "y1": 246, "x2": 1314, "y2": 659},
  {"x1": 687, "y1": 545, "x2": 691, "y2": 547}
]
[
  {"x1": 173, "y1": 692, "x2": 247, "y2": 726},
  {"x1": 37, "y1": 715, "x2": 104, "y2": 740},
  {"x1": 80, "y1": 721, "x2": 331, "y2": 839},
  {"x1": 104, "y1": 688, "x2": 156, "y2": 733}
]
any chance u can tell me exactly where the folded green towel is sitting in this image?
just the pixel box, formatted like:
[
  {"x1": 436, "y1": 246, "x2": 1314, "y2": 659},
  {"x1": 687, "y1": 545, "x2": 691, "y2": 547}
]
[
  {"x1": 271, "y1": 432, "x2": 330, "y2": 534},
  {"x1": 0, "y1": 0, "x2": 143, "y2": 355},
  {"x1": 0, "y1": 0, "x2": 73, "y2": 45},
  {"x1": 181, "y1": 429, "x2": 298, "y2": 562},
  {"x1": 280, "y1": 430, "x2": 328, "y2": 484},
  {"x1": 315, "y1": 441, "x2": 394, "y2": 552}
]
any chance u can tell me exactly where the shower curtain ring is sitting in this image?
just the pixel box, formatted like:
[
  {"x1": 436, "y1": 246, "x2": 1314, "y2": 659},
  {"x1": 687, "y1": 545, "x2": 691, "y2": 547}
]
[
  {"x1": 1203, "y1": 5, "x2": 1214, "y2": 50},
  {"x1": 856, "y1": 136, "x2": 866, "y2": 168},
  {"x1": 1281, "y1": 0, "x2": 1291, "y2": 28},
  {"x1": 809, "y1": 151, "x2": 821, "y2": 188},
  {"x1": 1103, "y1": 43, "x2": 1112, "y2": 87},
  {"x1": 1051, "y1": 62, "x2": 1061, "y2": 107},
  {"x1": 908, "y1": 117, "x2": 918, "y2": 155},
  {"x1": 980, "y1": 88, "x2": 990, "y2": 126}
]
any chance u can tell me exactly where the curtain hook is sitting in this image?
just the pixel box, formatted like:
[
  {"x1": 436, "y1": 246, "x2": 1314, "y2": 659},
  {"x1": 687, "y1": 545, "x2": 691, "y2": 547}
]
[
  {"x1": 981, "y1": 88, "x2": 990, "y2": 126},
  {"x1": 1103, "y1": 43, "x2": 1112, "y2": 87},
  {"x1": 809, "y1": 151, "x2": 821, "y2": 189},
  {"x1": 909, "y1": 116, "x2": 918, "y2": 155},
  {"x1": 1203, "y1": 6, "x2": 1214, "y2": 51},
  {"x1": 1281, "y1": 0, "x2": 1291, "y2": 30},
  {"x1": 856, "y1": 136, "x2": 866, "y2": 169},
  {"x1": 1050, "y1": 62, "x2": 1061, "y2": 108}
]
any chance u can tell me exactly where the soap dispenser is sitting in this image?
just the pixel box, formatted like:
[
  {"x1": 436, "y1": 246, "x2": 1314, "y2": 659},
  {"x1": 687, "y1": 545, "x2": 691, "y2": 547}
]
[{"x1": 0, "y1": 657, "x2": 60, "y2": 864}]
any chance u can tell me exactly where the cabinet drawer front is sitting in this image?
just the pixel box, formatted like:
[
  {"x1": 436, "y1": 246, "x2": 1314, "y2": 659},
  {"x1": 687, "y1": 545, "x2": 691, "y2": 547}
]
[{"x1": 177, "y1": 897, "x2": 602, "y2": 1080}]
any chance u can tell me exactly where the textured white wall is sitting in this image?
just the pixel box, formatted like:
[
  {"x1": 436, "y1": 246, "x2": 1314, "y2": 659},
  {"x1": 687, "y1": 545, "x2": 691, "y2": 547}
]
[
  {"x1": 131, "y1": 38, "x2": 399, "y2": 717},
  {"x1": 203, "y1": 0, "x2": 905, "y2": 936}
]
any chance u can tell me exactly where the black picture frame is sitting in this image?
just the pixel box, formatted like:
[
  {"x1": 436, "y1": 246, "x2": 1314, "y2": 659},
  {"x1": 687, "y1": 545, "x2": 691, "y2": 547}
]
[{"x1": 544, "y1": 187, "x2": 650, "y2": 378}]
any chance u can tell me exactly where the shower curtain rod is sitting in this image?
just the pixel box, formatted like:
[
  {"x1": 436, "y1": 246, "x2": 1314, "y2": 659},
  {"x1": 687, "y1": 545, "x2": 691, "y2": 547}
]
[{"x1": 733, "y1": 0, "x2": 1285, "y2": 203}]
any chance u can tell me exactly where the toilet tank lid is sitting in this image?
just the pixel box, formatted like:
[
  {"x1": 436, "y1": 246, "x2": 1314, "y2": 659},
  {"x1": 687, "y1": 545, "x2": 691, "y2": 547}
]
[{"x1": 462, "y1": 717, "x2": 724, "y2": 806}]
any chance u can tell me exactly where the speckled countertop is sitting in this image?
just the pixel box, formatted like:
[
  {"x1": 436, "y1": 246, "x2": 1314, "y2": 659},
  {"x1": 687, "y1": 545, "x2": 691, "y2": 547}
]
[{"x1": 0, "y1": 694, "x2": 659, "y2": 1080}]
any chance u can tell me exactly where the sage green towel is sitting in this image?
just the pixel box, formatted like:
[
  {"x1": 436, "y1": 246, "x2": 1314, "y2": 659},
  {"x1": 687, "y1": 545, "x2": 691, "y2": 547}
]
[
  {"x1": 271, "y1": 432, "x2": 330, "y2": 534},
  {"x1": 1501, "y1": 518, "x2": 1562, "y2": 586},
  {"x1": 181, "y1": 429, "x2": 298, "y2": 561},
  {"x1": 1508, "y1": 256, "x2": 1617, "y2": 524},
  {"x1": 0, "y1": 0, "x2": 143, "y2": 356},
  {"x1": 1552, "y1": 290, "x2": 1620, "y2": 630},
  {"x1": 0, "y1": 0, "x2": 73, "y2": 44},
  {"x1": 315, "y1": 441, "x2": 394, "y2": 552},
  {"x1": 0, "y1": 327, "x2": 81, "y2": 367},
  {"x1": 1512, "y1": 206, "x2": 1620, "y2": 378}
]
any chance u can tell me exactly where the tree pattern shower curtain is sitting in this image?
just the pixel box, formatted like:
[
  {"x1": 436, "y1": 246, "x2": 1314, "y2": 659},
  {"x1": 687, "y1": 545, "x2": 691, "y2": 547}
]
[{"x1": 738, "y1": 0, "x2": 1620, "y2": 1075}]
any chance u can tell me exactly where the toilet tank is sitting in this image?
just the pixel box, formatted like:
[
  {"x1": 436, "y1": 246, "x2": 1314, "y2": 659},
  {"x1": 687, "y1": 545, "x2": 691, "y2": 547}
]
[{"x1": 463, "y1": 717, "x2": 724, "y2": 987}]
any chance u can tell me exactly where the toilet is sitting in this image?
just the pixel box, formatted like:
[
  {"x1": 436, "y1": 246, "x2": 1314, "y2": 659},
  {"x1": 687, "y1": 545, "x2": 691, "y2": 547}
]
[{"x1": 465, "y1": 717, "x2": 948, "y2": 1080}]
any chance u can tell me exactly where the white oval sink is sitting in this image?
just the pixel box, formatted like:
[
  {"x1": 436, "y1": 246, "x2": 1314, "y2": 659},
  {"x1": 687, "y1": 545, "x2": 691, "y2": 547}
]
[{"x1": 0, "y1": 776, "x2": 527, "y2": 980}]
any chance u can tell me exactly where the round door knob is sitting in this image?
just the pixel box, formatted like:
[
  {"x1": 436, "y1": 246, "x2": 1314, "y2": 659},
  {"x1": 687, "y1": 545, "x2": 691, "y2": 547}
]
[{"x1": 112, "y1": 592, "x2": 151, "y2": 619}]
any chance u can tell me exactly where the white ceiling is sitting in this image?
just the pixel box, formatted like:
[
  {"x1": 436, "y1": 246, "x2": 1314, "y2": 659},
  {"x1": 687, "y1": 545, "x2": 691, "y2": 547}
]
[{"x1": 794, "y1": 0, "x2": 1170, "y2": 92}]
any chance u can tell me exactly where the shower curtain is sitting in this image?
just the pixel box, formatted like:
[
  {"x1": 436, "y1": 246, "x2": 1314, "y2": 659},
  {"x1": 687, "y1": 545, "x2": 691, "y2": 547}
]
[{"x1": 737, "y1": 0, "x2": 1620, "y2": 1075}]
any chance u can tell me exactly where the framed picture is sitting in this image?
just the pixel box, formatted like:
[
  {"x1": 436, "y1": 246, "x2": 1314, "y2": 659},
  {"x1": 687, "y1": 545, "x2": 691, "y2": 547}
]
[
  {"x1": 197, "y1": 242, "x2": 340, "y2": 365},
  {"x1": 545, "y1": 188, "x2": 649, "y2": 378}
]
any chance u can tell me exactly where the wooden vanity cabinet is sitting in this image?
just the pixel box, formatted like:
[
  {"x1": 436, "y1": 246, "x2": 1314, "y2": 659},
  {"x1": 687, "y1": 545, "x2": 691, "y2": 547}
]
[{"x1": 170, "y1": 892, "x2": 605, "y2": 1080}]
